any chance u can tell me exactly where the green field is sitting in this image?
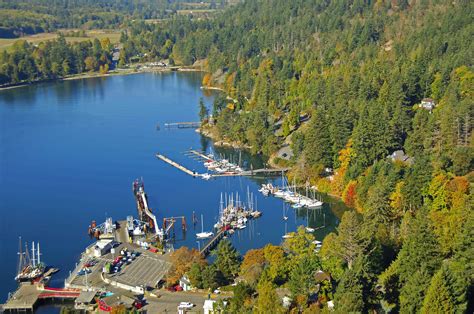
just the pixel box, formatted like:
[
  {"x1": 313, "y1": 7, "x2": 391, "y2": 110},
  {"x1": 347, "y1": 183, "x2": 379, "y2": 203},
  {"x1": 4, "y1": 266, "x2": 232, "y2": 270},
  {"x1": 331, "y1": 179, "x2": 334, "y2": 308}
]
[{"x1": 0, "y1": 29, "x2": 121, "y2": 51}]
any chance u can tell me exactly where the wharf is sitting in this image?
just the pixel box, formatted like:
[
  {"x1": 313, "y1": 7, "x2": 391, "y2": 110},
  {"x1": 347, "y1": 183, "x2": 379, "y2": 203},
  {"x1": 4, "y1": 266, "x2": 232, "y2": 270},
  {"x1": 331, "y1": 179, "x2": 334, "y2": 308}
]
[
  {"x1": 2, "y1": 284, "x2": 41, "y2": 311},
  {"x1": 164, "y1": 122, "x2": 201, "y2": 128},
  {"x1": 2, "y1": 284, "x2": 79, "y2": 312},
  {"x1": 156, "y1": 153, "x2": 200, "y2": 177},
  {"x1": 156, "y1": 153, "x2": 288, "y2": 178},
  {"x1": 188, "y1": 150, "x2": 213, "y2": 161},
  {"x1": 200, "y1": 229, "x2": 227, "y2": 257}
]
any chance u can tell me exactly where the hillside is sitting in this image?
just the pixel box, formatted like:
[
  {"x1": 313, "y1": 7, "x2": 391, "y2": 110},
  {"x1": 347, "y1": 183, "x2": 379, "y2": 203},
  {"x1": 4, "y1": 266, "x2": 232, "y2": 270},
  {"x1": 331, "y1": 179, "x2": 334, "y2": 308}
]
[{"x1": 155, "y1": 0, "x2": 472, "y2": 312}]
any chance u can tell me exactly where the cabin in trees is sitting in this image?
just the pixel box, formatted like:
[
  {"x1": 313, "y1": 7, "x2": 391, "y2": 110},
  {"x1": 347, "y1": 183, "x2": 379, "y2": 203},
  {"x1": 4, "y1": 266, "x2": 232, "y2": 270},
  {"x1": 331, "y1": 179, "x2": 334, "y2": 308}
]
[
  {"x1": 387, "y1": 150, "x2": 414, "y2": 165},
  {"x1": 419, "y1": 98, "x2": 436, "y2": 111}
]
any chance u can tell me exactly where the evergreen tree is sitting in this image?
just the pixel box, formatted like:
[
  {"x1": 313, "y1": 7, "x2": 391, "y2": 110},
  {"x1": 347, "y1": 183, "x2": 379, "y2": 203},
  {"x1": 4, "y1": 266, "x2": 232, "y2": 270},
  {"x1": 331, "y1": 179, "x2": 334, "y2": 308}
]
[{"x1": 213, "y1": 239, "x2": 240, "y2": 282}]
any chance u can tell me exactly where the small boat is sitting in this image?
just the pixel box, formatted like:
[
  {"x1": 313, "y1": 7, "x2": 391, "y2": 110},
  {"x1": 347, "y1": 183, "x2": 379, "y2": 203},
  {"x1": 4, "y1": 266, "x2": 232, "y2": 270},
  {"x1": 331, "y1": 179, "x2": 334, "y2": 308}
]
[
  {"x1": 196, "y1": 214, "x2": 214, "y2": 239},
  {"x1": 282, "y1": 233, "x2": 293, "y2": 239},
  {"x1": 305, "y1": 227, "x2": 315, "y2": 233},
  {"x1": 202, "y1": 173, "x2": 212, "y2": 180}
]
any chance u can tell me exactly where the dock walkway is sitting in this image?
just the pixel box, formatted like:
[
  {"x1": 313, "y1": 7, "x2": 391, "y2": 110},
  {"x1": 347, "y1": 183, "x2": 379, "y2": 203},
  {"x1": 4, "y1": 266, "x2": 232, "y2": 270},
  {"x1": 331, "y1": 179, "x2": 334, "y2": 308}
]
[
  {"x1": 156, "y1": 154, "x2": 200, "y2": 177},
  {"x1": 156, "y1": 153, "x2": 288, "y2": 179},
  {"x1": 2, "y1": 284, "x2": 80, "y2": 312},
  {"x1": 164, "y1": 122, "x2": 201, "y2": 128},
  {"x1": 200, "y1": 230, "x2": 226, "y2": 257}
]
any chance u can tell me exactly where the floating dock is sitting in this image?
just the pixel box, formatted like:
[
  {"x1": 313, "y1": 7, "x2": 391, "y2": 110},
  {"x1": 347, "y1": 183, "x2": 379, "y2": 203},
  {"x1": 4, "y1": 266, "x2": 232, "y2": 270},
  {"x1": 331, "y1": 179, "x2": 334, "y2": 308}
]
[
  {"x1": 156, "y1": 153, "x2": 288, "y2": 178},
  {"x1": 156, "y1": 154, "x2": 200, "y2": 177},
  {"x1": 164, "y1": 122, "x2": 201, "y2": 129}
]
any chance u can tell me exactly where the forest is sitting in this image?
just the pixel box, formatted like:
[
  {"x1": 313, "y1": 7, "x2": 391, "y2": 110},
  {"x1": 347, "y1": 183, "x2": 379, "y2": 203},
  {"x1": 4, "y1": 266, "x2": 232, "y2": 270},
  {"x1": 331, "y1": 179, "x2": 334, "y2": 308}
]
[
  {"x1": 0, "y1": 0, "x2": 472, "y2": 312},
  {"x1": 155, "y1": 0, "x2": 472, "y2": 312},
  {"x1": 0, "y1": 0, "x2": 229, "y2": 38}
]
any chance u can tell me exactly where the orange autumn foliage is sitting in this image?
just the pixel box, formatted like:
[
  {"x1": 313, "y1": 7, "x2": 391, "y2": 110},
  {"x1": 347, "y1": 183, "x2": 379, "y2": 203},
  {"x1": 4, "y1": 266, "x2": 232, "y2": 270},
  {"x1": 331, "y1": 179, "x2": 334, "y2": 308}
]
[{"x1": 342, "y1": 180, "x2": 358, "y2": 209}]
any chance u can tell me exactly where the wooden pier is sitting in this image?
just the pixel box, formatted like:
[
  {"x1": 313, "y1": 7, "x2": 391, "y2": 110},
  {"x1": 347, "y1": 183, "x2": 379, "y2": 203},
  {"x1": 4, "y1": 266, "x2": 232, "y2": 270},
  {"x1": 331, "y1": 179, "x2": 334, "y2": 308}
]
[
  {"x1": 188, "y1": 150, "x2": 214, "y2": 161},
  {"x1": 164, "y1": 122, "x2": 201, "y2": 129},
  {"x1": 2, "y1": 284, "x2": 79, "y2": 312},
  {"x1": 156, "y1": 153, "x2": 288, "y2": 178},
  {"x1": 156, "y1": 154, "x2": 200, "y2": 177},
  {"x1": 200, "y1": 229, "x2": 227, "y2": 257}
]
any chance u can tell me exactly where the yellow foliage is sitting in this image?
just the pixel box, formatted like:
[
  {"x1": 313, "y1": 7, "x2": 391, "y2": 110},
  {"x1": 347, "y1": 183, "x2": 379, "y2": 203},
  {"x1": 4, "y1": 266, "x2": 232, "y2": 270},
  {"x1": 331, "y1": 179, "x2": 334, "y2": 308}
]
[
  {"x1": 226, "y1": 103, "x2": 235, "y2": 110},
  {"x1": 331, "y1": 139, "x2": 355, "y2": 196},
  {"x1": 202, "y1": 73, "x2": 212, "y2": 87}
]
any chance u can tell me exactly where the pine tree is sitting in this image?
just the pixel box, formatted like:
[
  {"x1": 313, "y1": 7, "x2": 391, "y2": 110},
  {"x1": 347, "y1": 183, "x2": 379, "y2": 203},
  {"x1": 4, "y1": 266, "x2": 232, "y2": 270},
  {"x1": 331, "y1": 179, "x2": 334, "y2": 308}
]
[
  {"x1": 421, "y1": 266, "x2": 454, "y2": 314},
  {"x1": 213, "y1": 239, "x2": 240, "y2": 282},
  {"x1": 304, "y1": 110, "x2": 332, "y2": 168}
]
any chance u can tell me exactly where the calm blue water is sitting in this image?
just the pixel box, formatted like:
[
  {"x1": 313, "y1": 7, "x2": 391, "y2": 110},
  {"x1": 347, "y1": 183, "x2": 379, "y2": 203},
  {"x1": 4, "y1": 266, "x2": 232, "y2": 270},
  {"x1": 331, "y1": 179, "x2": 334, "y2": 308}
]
[{"x1": 0, "y1": 72, "x2": 348, "y2": 309}]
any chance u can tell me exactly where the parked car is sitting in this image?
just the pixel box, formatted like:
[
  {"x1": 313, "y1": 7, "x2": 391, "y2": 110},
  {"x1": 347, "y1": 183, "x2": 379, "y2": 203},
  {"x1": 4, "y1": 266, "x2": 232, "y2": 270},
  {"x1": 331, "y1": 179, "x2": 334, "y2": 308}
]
[
  {"x1": 133, "y1": 299, "x2": 145, "y2": 309},
  {"x1": 179, "y1": 302, "x2": 194, "y2": 309}
]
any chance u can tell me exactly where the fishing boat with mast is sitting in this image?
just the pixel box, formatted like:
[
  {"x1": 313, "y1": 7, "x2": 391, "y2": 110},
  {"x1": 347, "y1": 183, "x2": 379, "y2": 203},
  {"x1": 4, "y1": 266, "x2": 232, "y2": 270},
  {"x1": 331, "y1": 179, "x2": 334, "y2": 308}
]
[{"x1": 15, "y1": 237, "x2": 46, "y2": 282}]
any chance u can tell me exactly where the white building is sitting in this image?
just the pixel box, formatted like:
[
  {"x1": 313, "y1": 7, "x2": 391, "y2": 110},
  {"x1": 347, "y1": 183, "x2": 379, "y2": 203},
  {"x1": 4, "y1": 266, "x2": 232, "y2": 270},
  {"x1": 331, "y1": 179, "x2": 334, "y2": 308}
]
[
  {"x1": 86, "y1": 239, "x2": 114, "y2": 257},
  {"x1": 179, "y1": 275, "x2": 193, "y2": 291},
  {"x1": 203, "y1": 300, "x2": 216, "y2": 314}
]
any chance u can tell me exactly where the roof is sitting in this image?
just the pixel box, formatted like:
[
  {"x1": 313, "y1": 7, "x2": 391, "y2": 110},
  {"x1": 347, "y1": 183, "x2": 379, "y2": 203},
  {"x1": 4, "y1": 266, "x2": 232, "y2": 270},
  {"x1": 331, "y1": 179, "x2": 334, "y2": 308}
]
[
  {"x1": 204, "y1": 300, "x2": 216, "y2": 310},
  {"x1": 103, "y1": 295, "x2": 135, "y2": 307},
  {"x1": 314, "y1": 270, "x2": 331, "y2": 282},
  {"x1": 95, "y1": 239, "x2": 113, "y2": 249},
  {"x1": 422, "y1": 98, "x2": 434, "y2": 102},
  {"x1": 388, "y1": 150, "x2": 413, "y2": 164},
  {"x1": 75, "y1": 291, "x2": 96, "y2": 304},
  {"x1": 180, "y1": 275, "x2": 191, "y2": 285}
]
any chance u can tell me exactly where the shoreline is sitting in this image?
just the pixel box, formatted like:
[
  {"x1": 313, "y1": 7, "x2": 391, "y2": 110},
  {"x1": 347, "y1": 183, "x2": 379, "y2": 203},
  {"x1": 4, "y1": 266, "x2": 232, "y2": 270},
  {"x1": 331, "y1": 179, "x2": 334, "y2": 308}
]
[{"x1": 0, "y1": 65, "x2": 204, "y2": 91}]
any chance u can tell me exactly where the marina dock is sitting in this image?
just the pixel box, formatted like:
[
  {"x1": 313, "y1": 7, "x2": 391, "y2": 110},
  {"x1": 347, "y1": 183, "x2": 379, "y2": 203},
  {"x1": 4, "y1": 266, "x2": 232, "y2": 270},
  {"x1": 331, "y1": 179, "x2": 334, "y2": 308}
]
[
  {"x1": 156, "y1": 154, "x2": 200, "y2": 177},
  {"x1": 200, "y1": 229, "x2": 227, "y2": 257},
  {"x1": 164, "y1": 122, "x2": 201, "y2": 128},
  {"x1": 188, "y1": 149, "x2": 213, "y2": 161},
  {"x1": 156, "y1": 153, "x2": 288, "y2": 178}
]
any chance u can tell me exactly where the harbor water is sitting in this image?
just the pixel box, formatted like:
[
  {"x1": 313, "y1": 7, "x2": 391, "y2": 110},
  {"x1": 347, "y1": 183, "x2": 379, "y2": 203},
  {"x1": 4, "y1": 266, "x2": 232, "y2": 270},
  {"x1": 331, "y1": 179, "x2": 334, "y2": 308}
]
[{"x1": 0, "y1": 72, "x2": 349, "y2": 310}]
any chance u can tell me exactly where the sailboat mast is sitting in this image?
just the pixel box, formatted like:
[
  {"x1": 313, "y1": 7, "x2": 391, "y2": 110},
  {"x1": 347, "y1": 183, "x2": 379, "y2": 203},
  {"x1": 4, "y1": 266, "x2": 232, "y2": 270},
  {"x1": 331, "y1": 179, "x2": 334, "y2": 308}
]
[
  {"x1": 37, "y1": 242, "x2": 41, "y2": 265},
  {"x1": 17, "y1": 236, "x2": 24, "y2": 275},
  {"x1": 24, "y1": 242, "x2": 30, "y2": 267},
  {"x1": 201, "y1": 214, "x2": 204, "y2": 233},
  {"x1": 31, "y1": 241, "x2": 36, "y2": 267}
]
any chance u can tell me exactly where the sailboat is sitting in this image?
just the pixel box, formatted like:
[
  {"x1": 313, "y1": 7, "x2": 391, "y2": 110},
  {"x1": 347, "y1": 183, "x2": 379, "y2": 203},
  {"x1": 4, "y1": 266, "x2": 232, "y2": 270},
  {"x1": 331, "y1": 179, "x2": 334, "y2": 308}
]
[
  {"x1": 305, "y1": 208, "x2": 315, "y2": 232},
  {"x1": 15, "y1": 237, "x2": 45, "y2": 282},
  {"x1": 196, "y1": 214, "x2": 213, "y2": 239},
  {"x1": 282, "y1": 222, "x2": 293, "y2": 239}
]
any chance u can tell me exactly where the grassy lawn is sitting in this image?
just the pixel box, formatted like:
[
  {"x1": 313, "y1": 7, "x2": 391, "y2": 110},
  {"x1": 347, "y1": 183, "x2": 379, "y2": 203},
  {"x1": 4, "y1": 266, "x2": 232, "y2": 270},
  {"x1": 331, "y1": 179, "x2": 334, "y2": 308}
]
[{"x1": 0, "y1": 29, "x2": 122, "y2": 51}]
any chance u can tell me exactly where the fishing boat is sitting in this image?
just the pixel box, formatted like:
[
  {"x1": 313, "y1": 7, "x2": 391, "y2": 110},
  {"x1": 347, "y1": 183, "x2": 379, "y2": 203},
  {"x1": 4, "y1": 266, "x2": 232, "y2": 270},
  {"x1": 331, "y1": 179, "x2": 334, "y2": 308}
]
[{"x1": 196, "y1": 214, "x2": 214, "y2": 239}]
